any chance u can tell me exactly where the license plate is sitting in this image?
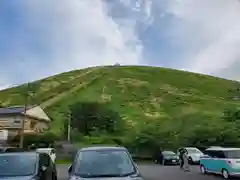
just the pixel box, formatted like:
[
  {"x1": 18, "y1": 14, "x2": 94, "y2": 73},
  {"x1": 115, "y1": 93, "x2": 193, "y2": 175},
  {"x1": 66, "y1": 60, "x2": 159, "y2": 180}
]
[{"x1": 172, "y1": 160, "x2": 176, "y2": 162}]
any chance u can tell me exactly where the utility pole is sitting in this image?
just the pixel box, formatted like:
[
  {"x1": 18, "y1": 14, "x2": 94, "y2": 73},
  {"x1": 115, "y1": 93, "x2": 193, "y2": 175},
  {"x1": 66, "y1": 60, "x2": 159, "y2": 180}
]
[
  {"x1": 67, "y1": 110, "x2": 71, "y2": 143},
  {"x1": 19, "y1": 83, "x2": 30, "y2": 148}
]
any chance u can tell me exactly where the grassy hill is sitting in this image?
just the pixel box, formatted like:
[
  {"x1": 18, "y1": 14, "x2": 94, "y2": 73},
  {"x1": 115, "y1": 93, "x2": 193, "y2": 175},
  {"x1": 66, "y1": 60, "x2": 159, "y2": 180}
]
[{"x1": 0, "y1": 66, "x2": 239, "y2": 148}]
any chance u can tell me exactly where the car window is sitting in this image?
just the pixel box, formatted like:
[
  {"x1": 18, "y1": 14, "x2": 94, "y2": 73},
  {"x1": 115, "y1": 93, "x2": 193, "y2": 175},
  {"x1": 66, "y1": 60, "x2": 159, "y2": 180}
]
[
  {"x1": 224, "y1": 150, "x2": 240, "y2": 159},
  {"x1": 40, "y1": 153, "x2": 50, "y2": 167},
  {"x1": 205, "y1": 150, "x2": 225, "y2": 158},
  {"x1": 74, "y1": 149, "x2": 136, "y2": 178},
  {"x1": 206, "y1": 150, "x2": 216, "y2": 157},
  {"x1": 186, "y1": 148, "x2": 200, "y2": 154},
  {"x1": 186, "y1": 148, "x2": 201, "y2": 154},
  {"x1": 204, "y1": 150, "x2": 212, "y2": 157},
  {"x1": 162, "y1": 151, "x2": 176, "y2": 156},
  {"x1": 5, "y1": 148, "x2": 24, "y2": 152},
  {"x1": 0, "y1": 153, "x2": 37, "y2": 176},
  {"x1": 216, "y1": 151, "x2": 226, "y2": 158}
]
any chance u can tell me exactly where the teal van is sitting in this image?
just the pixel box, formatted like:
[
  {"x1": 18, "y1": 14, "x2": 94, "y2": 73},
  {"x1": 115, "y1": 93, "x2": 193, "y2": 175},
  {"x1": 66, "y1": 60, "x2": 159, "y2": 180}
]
[{"x1": 200, "y1": 147, "x2": 240, "y2": 179}]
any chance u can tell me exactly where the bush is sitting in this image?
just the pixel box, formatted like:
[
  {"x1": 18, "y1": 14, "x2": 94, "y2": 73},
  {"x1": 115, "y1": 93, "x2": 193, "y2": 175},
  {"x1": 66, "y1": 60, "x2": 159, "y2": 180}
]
[{"x1": 11, "y1": 132, "x2": 59, "y2": 148}]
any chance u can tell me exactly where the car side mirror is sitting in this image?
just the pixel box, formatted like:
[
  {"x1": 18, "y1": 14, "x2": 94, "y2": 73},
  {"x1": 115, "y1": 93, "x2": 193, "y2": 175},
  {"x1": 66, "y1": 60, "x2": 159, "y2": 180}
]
[
  {"x1": 41, "y1": 166, "x2": 47, "y2": 172},
  {"x1": 68, "y1": 165, "x2": 73, "y2": 175}
]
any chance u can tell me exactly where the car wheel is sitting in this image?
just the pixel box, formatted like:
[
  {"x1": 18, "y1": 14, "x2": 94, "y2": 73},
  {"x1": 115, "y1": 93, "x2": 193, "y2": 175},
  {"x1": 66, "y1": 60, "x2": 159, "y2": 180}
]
[
  {"x1": 200, "y1": 165, "x2": 207, "y2": 174},
  {"x1": 162, "y1": 159, "x2": 165, "y2": 165},
  {"x1": 188, "y1": 157, "x2": 193, "y2": 165},
  {"x1": 222, "y1": 169, "x2": 230, "y2": 179},
  {"x1": 53, "y1": 174, "x2": 57, "y2": 180}
]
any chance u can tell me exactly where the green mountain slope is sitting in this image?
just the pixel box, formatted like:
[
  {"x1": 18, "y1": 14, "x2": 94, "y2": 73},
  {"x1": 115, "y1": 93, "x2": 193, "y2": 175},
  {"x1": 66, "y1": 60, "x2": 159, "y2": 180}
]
[{"x1": 0, "y1": 66, "x2": 239, "y2": 137}]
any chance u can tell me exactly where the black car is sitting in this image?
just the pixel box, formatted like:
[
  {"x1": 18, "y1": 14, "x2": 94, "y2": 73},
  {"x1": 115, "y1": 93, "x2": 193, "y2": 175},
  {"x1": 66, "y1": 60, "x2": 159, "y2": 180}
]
[
  {"x1": 0, "y1": 152, "x2": 57, "y2": 180},
  {"x1": 68, "y1": 146, "x2": 144, "y2": 180},
  {"x1": 154, "y1": 151, "x2": 179, "y2": 165}
]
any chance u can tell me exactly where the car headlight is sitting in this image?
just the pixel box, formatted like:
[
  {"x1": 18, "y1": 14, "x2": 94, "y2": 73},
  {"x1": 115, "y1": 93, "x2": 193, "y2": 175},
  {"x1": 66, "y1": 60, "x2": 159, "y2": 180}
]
[
  {"x1": 69, "y1": 176, "x2": 81, "y2": 180},
  {"x1": 129, "y1": 173, "x2": 144, "y2": 180},
  {"x1": 128, "y1": 177, "x2": 144, "y2": 180}
]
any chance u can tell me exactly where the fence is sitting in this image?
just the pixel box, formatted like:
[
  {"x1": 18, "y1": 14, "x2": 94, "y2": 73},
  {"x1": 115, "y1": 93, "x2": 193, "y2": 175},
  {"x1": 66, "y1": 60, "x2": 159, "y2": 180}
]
[{"x1": 54, "y1": 142, "x2": 154, "y2": 162}]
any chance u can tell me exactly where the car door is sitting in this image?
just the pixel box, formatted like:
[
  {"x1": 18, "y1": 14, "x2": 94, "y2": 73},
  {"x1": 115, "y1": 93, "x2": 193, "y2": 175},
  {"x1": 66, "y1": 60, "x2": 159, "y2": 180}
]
[
  {"x1": 214, "y1": 150, "x2": 226, "y2": 173},
  {"x1": 39, "y1": 153, "x2": 53, "y2": 180},
  {"x1": 208, "y1": 150, "x2": 221, "y2": 172},
  {"x1": 203, "y1": 150, "x2": 215, "y2": 171}
]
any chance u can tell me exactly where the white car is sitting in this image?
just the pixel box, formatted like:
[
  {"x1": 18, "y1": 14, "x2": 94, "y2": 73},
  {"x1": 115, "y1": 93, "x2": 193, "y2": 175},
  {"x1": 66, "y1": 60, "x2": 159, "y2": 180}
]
[
  {"x1": 36, "y1": 148, "x2": 56, "y2": 163},
  {"x1": 177, "y1": 147, "x2": 203, "y2": 164}
]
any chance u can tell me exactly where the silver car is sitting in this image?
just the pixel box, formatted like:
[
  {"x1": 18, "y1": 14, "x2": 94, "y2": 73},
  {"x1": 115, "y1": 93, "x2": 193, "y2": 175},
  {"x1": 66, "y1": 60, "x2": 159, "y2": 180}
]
[
  {"x1": 177, "y1": 147, "x2": 203, "y2": 164},
  {"x1": 68, "y1": 146, "x2": 143, "y2": 180}
]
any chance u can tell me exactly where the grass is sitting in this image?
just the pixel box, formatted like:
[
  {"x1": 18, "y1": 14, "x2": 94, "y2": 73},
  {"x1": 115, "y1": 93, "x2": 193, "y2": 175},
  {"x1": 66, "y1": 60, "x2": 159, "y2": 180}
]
[
  {"x1": 0, "y1": 65, "x2": 239, "y2": 136},
  {"x1": 56, "y1": 159, "x2": 72, "y2": 164}
]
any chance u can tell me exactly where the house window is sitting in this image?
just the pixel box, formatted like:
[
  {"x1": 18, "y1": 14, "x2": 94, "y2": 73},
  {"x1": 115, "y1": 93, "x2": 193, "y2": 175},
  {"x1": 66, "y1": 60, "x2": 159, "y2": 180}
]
[{"x1": 30, "y1": 121, "x2": 37, "y2": 129}]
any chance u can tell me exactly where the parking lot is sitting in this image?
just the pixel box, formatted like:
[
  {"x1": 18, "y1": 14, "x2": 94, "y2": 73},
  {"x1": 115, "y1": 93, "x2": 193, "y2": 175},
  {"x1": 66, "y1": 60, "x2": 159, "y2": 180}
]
[{"x1": 57, "y1": 164, "x2": 224, "y2": 180}]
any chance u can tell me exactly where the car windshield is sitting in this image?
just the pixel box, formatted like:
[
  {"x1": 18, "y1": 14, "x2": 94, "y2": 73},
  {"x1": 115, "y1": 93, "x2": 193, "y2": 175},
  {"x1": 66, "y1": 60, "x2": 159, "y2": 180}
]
[
  {"x1": 0, "y1": 154, "x2": 37, "y2": 176},
  {"x1": 163, "y1": 151, "x2": 176, "y2": 156},
  {"x1": 224, "y1": 150, "x2": 240, "y2": 159},
  {"x1": 74, "y1": 149, "x2": 136, "y2": 178},
  {"x1": 186, "y1": 148, "x2": 201, "y2": 154}
]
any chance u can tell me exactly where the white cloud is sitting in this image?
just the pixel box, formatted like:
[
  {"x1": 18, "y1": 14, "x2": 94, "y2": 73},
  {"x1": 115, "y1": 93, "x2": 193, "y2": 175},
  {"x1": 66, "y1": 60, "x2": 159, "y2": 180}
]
[
  {"x1": 167, "y1": 0, "x2": 240, "y2": 80},
  {"x1": 0, "y1": 85, "x2": 10, "y2": 90},
  {"x1": 1, "y1": 0, "x2": 240, "y2": 88},
  {"x1": 0, "y1": 75, "x2": 10, "y2": 90},
  {"x1": 0, "y1": 0, "x2": 143, "y2": 86},
  {"x1": 119, "y1": 0, "x2": 154, "y2": 28}
]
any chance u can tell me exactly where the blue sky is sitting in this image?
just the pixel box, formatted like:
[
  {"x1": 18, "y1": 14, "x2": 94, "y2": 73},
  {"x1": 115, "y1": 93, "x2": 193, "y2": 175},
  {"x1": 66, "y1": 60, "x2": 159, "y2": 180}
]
[{"x1": 0, "y1": 0, "x2": 240, "y2": 89}]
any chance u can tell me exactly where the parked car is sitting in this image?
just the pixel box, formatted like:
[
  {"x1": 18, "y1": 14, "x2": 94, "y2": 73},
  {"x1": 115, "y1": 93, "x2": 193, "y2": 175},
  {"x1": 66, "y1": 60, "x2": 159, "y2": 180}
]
[
  {"x1": 200, "y1": 147, "x2": 240, "y2": 179},
  {"x1": 36, "y1": 148, "x2": 56, "y2": 163},
  {"x1": 154, "y1": 150, "x2": 179, "y2": 165},
  {"x1": 0, "y1": 152, "x2": 57, "y2": 180},
  {"x1": 177, "y1": 147, "x2": 203, "y2": 164},
  {"x1": 68, "y1": 146, "x2": 144, "y2": 180}
]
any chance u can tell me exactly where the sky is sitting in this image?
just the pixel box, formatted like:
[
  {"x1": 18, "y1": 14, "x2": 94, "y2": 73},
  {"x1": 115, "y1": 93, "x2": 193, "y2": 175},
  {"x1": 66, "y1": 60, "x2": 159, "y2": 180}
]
[{"x1": 0, "y1": 0, "x2": 240, "y2": 89}]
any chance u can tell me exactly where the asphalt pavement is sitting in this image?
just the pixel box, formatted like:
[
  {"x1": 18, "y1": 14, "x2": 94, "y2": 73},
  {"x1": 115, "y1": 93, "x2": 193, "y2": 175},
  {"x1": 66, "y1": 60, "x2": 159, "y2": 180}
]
[{"x1": 57, "y1": 164, "x2": 223, "y2": 180}]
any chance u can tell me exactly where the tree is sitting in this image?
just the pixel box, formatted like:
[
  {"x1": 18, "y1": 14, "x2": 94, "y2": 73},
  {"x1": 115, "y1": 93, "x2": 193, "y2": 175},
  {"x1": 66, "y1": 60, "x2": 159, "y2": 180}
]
[
  {"x1": 228, "y1": 83, "x2": 240, "y2": 100},
  {"x1": 223, "y1": 107, "x2": 240, "y2": 123},
  {"x1": 68, "y1": 102, "x2": 123, "y2": 135}
]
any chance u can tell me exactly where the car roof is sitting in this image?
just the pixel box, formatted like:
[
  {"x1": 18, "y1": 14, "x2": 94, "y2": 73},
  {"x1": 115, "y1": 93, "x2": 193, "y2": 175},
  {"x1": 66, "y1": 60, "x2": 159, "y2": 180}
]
[
  {"x1": 80, "y1": 146, "x2": 127, "y2": 151},
  {"x1": 163, "y1": 150, "x2": 175, "y2": 153},
  {"x1": 206, "y1": 147, "x2": 240, "y2": 151},
  {"x1": 185, "y1": 147, "x2": 199, "y2": 149},
  {"x1": 37, "y1": 148, "x2": 54, "y2": 150}
]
